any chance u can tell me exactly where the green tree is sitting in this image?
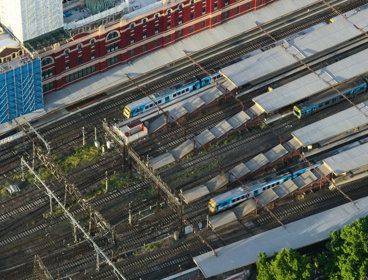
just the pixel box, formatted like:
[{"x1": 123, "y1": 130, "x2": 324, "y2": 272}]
[
  {"x1": 256, "y1": 252, "x2": 274, "y2": 280},
  {"x1": 324, "y1": 217, "x2": 368, "y2": 280},
  {"x1": 256, "y1": 249, "x2": 312, "y2": 280}
]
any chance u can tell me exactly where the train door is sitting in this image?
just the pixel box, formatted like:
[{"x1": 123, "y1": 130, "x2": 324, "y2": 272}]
[{"x1": 165, "y1": 96, "x2": 170, "y2": 103}]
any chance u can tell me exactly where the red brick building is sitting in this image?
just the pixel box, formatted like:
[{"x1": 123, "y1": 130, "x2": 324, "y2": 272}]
[{"x1": 36, "y1": 0, "x2": 277, "y2": 94}]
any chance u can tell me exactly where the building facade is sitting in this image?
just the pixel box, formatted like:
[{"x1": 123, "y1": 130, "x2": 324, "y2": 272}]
[
  {"x1": 39, "y1": 0, "x2": 277, "y2": 94},
  {"x1": 1, "y1": 0, "x2": 277, "y2": 95}
]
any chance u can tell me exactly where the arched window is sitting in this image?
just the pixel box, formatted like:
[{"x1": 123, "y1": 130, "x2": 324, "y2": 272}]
[
  {"x1": 167, "y1": 9, "x2": 171, "y2": 16},
  {"x1": 106, "y1": 31, "x2": 119, "y2": 41},
  {"x1": 64, "y1": 49, "x2": 70, "y2": 58},
  {"x1": 90, "y1": 39, "x2": 95, "y2": 47},
  {"x1": 130, "y1": 23, "x2": 135, "y2": 31},
  {"x1": 42, "y1": 57, "x2": 54, "y2": 66},
  {"x1": 77, "y1": 44, "x2": 82, "y2": 52},
  {"x1": 155, "y1": 13, "x2": 160, "y2": 20},
  {"x1": 178, "y1": 4, "x2": 183, "y2": 11},
  {"x1": 142, "y1": 18, "x2": 147, "y2": 26}
]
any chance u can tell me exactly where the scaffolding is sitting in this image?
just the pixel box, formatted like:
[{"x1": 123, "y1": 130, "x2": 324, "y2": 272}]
[{"x1": 0, "y1": 58, "x2": 43, "y2": 124}]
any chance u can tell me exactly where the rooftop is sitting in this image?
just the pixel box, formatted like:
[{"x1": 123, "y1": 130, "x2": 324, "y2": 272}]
[
  {"x1": 220, "y1": 5, "x2": 368, "y2": 88},
  {"x1": 291, "y1": 99, "x2": 368, "y2": 147},
  {"x1": 63, "y1": 0, "x2": 160, "y2": 29},
  {"x1": 0, "y1": 30, "x2": 19, "y2": 51},
  {"x1": 324, "y1": 142, "x2": 368, "y2": 175},
  {"x1": 194, "y1": 196, "x2": 368, "y2": 278},
  {"x1": 252, "y1": 43, "x2": 368, "y2": 113}
]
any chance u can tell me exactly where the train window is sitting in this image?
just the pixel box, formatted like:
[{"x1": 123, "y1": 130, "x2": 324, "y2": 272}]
[
  {"x1": 186, "y1": 88, "x2": 189, "y2": 92},
  {"x1": 173, "y1": 93, "x2": 177, "y2": 97},
  {"x1": 262, "y1": 187, "x2": 266, "y2": 191}
]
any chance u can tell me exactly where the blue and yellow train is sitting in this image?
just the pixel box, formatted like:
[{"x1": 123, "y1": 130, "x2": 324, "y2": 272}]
[
  {"x1": 208, "y1": 162, "x2": 321, "y2": 213},
  {"x1": 292, "y1": 77, "x2": 368, "y2": 119},
  {"x1": 123, "y1": 73, "x2": 221, "y2": 119}
]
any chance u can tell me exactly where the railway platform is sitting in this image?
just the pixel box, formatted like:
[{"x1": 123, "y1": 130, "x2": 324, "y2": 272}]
[
  {"x1": 194, "y1": 195, "x2": 368, "y2": 278},
  {"x1": 0, "y1": 0, "x2": 326, "y2": 136}
]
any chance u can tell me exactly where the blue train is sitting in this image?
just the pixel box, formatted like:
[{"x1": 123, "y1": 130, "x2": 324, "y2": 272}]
[
  {"x1": 293, "y1": 77, "x2": 368, "y2": 119},
  {"x1": 208, "y1": 162, "x2": 321, "y2": 213},
  {"x1": 123, "y1": 73, "x2": 221, "y2": 119}
]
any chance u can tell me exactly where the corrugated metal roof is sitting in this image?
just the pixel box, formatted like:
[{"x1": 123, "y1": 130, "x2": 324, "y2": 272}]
[
  {"x1": 194, "y1": 196, "x2": 368, "y2": 278},
  {"x1": 220, "y1": 7, "x2": 368, "y2": 88},
  {"x1": 324, "y1": 142, "x2": 368, "y2": 175},
  {"x1": 291, "y1": 100, "x2": 368, "y2": 147},
  {"x1": 253, "y1": 48, "x2": 368, "y2": 113}
]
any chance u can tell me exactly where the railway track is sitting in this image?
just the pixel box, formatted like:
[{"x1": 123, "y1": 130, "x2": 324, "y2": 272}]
[{"x1": 1, "y1": 1, "x2": 367, "y2": 279}]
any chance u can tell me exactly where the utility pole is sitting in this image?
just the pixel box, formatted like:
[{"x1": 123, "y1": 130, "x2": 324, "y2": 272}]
[
  {"x1": 82, "y1": 126, "x2": 85, "y2": 146},
  {"x1": 22, "y1": 158, "x2": 127, "y2": 280}
]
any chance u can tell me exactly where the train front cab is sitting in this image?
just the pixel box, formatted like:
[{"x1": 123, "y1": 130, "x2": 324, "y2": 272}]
[
  {"x1": 123, "y1": 106, "x2": 131, "y2": 119},
  {"x1": 208, "y1": 199, "x2": 217, "y2": 213}
]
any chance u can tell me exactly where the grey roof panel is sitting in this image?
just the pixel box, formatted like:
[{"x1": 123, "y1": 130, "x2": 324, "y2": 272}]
[
  {"x1": 149, "y1": 152, "x2": 175, "y2": 170},
  {"x1": 220, "y1": 46, "x2": 295, "y2": 87},
  {"x1": 316, "y1": 163, "x2": 332, "y2": 177},
  {"x1": 169, "y1": 106, "x2": 188, "y2": 120},
  {"x1": 284, "y1": 138, "x2": 302, "y2": 152},
  {"x1": 258, "y1": 189, "x2": 279, "y2": 206},
  {"x1": 183, "y1": 96, "x2": 205, "y2": 113},
  {"x1": 245, "y1": 153, "x2": 269, "y2": 172},
  {"x1": 194, "y1": 196, "x2": 368, "y2": 278},
  {"x1": 193, "y1": 129, "x2": 216, "y2": 148},
  {"x1": 209, "y1": 211, "x2": 238, "y2": 230},
  {"x1": 323, "y1": 142, "x2": 368, "y2": 175},
  {"x1": 210, "y1": 120, "x2": 233, "y2": 138},
  {"x1": 205, "y1": 174, "x2": 229, "y2": 192},
  {"x1": 273, "y1": 180, "x2": 298, "y2": 198},
  {"x1": 264, "y1": 144, "x2": 288, "y2": 162},
  {"x1": 182, "y1": 185, "x2": 210, "y2": 204},
  {"x1": 289, "y1": 15, "x2": 363, "y2": 57},
  {"x1": 229, "y1": 163, "x2": 251, "y2": 182},
  {"x1": 292, "y1": 100, "x2": 368, "y2": 146},
  {"x1": 293, "y1": 170, "x2": 318, "y2": 188},
  {"x1": 199, "y1": 87, "x2": 223, "y2": 104},
  {"x1": 149, "y1": 114, "x2": 168, "y2": 133},
  {"x1": 227, "y1": 111, "x2": 251, "y2": 129},
  {"x1": 171, "y1": 139, "x2": 195, "y2": 160},
  {"x1": 233, "y1": 199, "x2": 257, "y2": 218}
]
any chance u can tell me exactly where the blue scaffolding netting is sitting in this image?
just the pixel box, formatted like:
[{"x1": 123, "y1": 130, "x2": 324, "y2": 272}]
[{"x1": 0, "y1": 58, "x2": 43, "y2": 124}]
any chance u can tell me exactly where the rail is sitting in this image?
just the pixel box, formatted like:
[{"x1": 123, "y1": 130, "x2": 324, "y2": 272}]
[{"x1": 103, "y1": 121, "x2": 181, "y2": 209}]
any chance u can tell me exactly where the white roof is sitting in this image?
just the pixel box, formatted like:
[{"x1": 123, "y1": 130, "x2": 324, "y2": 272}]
[
  {"x1": 324, "y1": 142, "x2": 368, "y2": 175},
  {"x1": 220, "y1": 6, "x2": 368, "y2": 88},
  {"x1": 194, "y1": 196, "x2": 368, "y2": 278},
  {"x1": 292, "y1": 100, "x2": 368, "y2": 147},
  {"x1": 0, "y1": 32, "x2": 19, "y2": 50},
  {"x1": 220, "y1": 47, "x2": 295, "y2": 87},
  {"x1": 253, "y1": 47, "x2": 368, "y2": 113}
]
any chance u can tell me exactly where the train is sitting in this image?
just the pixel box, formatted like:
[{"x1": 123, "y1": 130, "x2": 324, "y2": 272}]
[
  {"x1": 292, "y1": 77, "x2": 368, "y2": 119},
  {"x1": 208, "y1": 162, "x2": 322, "y2": 213},
  {"x1": 122, "y1": 73, "x2": 222, "y2": 119}
]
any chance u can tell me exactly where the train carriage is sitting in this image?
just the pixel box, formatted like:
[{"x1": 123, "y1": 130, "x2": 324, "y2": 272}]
[
  {"x1": 123, "y1": 73, "x2": 221, "y2": 119},
  {"x1": 293, "y1": 77, "x2": 368, "y2": 119}
]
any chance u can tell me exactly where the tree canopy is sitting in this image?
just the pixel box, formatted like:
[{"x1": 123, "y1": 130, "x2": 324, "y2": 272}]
[
  {"x1": 256, "y1": 249, "x2": 312, "y2": 280},
  {"x1": 256, "y1": 216, "x2": 368, "y2": 280}
]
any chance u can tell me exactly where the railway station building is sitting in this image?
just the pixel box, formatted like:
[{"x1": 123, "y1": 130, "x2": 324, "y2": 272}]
[{"x1": 0, "y1": 0, "x2": 277, "y2": 95}]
